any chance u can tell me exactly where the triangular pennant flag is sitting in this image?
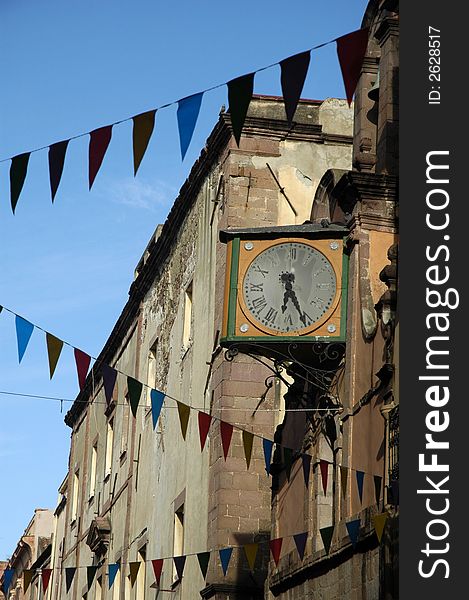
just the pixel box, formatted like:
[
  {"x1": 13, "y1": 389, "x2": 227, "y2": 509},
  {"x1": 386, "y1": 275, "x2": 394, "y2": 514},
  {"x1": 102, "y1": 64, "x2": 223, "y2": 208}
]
[
  {"x1": 127, "y1": 376, "x2": 143, "y2": 418},
  {"x1": 320, "y1": 460, "x2": 329, "y2": 495},
  {"x1": 336, "y1": 28, "x2": 369, "y2": 105},
  {"x1": 197, "y1": 552, "x2": 210, "y2": 580},
  {"x1": 220, "y1": 421, "x2": 233, "y2": 460},
  {"x1": 242, "y1": 430, "x2": 254, "y2": 469},
  {"x1": 340, "y1": 465, "x2": 348, "y2": 499},
  {"x1": 244, "y1": 543, "x2": 259, "y2": 571},
  {"x1": 107, "y1": 564, "x2": 119, "y2": 590},
  {"x1": 10, "y1": 152, "x2": 31, "y2": 213},
  {"x1": 2, "y1": 569, "x2": 14, "y2": 594},
  {"x1": 177, "y1": 93, "x2": 204, "y2": 160},
  {"x1": 263, "y1": 438, "x2": 273, "y2": 475},
  {"x1": 356, "y1": 470, "x2": 365, "y2": 504},
  {"x1": 280, "y1": 51, "x2": 311, "y2": 123},
  {"x1": 198, "y1": 412, "x2": 212, "y2": 451},
  {"x1": 151, "y1": 559, "x2": 163, "y2": 586},
  {"x1": 15, "y1": 315, "x2": 34, "y2": 362},
  {"x1": 390, "y1": 479, "x2": 399, "y2": 506},
  {"x1": 89, "y1": 125, "x2": 113, "y2": 189},
  {"x1": 74, "y1": 348, "x2": 91, "y2": 390},
  {"x1": 302, "y1": 454, "x2": 312, "y2": 487},
  {"x1": 373, "y1": 512, "x2": 388, "y2": 543},
  {"x1": 269, "y1": 538, "x2": 283, "y2": 567},
  {"x1": 173, "y1": 556, "x2": 186, "y2": 580},
  {"x1": 151, "y1": 389, "x2": 165, "y2": 429},
  {"x1": 48, "y1": 140, "x2": 69, "y2": 202},
  {"x1": 320, "y1": 525, "x2": 334, "y2": 554},
  {"x1": 102, "y1": 364, "x2": 117, "y2": 405},
  {"x1": 23, "y1": 569, "x2": 34, "y2": 593},
  {"x1": 374, "y1": 475, "x2": 382, "y2": 507},
  {"x1": 87, "y1": 566, "x2": 97, "y2": 590},
  {"x1": 293, "y1": 532, "x2": 307, "y2": 561},
  {"x1": 46, "y1": 332, "x2": 64, "y2": 379},
  {"x1": 227, "y1": 72, "x2": 255, "y2": 146},
  {"x1": 129, "y1": 562, "x2": 140, "y2": 587},
  {"x1": 219, "y1": 548, "x2": 233, "y2": 576},
  {"x1": 132, "y1": 110, "x2": 156, "y2": 175},
  {"x1": 284, "y1": 447, "x2": 293, "y2": 481},
  {"x1": 42, "y1": 569, "x2": 52, "y2": 592},
  {"x1": 176, "y1": 401, "x2": 190, "y2": 440},
  {"x1": 346, "y1": 519, "x2": 361, "y2": 549},
  {"x1": 65, "y1": 567, "x2": 76, "y2": 593}
]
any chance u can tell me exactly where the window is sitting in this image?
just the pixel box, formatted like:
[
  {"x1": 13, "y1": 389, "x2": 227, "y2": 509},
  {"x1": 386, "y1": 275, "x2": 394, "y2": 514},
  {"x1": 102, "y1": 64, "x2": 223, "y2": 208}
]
[
  {"x1": 105, "y1": 419, "x2": 114, "y2": 476},
  {"x1": 121, "y1": 399, "x2": 130, "y2": 456},
  {"x1": 89, "y1": 443, "x2": 97, "y2": 499},
  {"x1": 71, "y1": 471, "x2": 79, "y2": 522},
  {"x1": 146, "y1": 341, "x2": 158, "y2": 406},
  {"x1": 182, "y1": 282, "x2": 193, "y2": 348},
  {"x1": 172, "y1": 504, "x2": 184, "y2": 583},
  {"x1": 136, "y1": 547, "x2": 146, "y2": 600}
]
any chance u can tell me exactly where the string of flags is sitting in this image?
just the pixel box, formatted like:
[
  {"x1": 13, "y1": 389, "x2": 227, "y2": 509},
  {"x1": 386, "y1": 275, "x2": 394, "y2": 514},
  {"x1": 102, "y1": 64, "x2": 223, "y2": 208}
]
[
  {"x1": 1, "y1": 511, "x2": 390, "y2": 595},
  {"x1": 3, "y1": 28, "x2": 369, "y2": 213},
  {"x1": 0, "y1": 304, "x2": 389, "y2": 503}
]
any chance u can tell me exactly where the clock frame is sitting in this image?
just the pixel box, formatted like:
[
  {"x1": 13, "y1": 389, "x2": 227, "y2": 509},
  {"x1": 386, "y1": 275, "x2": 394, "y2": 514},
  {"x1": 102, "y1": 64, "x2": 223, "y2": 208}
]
[{"x1": 220, "y1": 226, "x2": 349, "y2": 346}]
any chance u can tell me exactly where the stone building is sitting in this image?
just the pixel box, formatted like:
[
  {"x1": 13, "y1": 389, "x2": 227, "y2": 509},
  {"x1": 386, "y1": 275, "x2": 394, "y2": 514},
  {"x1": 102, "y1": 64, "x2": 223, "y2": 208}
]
[
  {"x1": 0, "y1": 509, "x2": 54, "y2": 600},
  {"x1": 51, "y1": 94, "x2": 354, "y2": 600},
  {"x1": 267, "y1": 1, "x2": 399, "y2": 599}
]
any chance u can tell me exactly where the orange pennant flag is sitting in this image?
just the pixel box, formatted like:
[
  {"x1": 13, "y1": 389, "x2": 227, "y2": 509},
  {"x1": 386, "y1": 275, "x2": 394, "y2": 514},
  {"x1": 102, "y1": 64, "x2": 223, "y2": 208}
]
[
  {"x1": 242, "y1": 430, "x2": 254, "y2": 469},
  {"x1": 129, "y1": 562, "x2": 140, "y2": 587},
  {"x1": 244, "y1": 543, "x2": 259, "y2": 571},
  {"x1": 46, "y1": 332, "x2": 64, "y2": 379},
  {"x1": 176, "y1": 401, "x2": 190, "y2": 440},
  {"x1": 23, "y1": 570, "x2": 34, "y2": 593},
  {"x1": 373, "y1": 512, "x2": 388, "y2": 543},
  {"x1": 132, "y1": 110, "x2": 156, "y2": 175}
]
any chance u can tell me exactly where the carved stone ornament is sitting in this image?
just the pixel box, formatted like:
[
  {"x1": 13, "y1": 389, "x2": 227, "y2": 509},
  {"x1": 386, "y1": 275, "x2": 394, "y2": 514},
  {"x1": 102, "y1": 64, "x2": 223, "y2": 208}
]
[{"x1": 86, "y1": 517, "x2": 111, "y2": 557}]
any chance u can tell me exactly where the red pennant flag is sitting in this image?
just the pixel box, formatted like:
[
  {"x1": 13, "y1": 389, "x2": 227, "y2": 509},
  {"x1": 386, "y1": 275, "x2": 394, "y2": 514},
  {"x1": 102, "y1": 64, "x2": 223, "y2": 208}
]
[
  {"x1": 151, "y1": 559, "x2": 163, "y2": 586},
  {"x1": 269, "y1": 538, "x2": 283, "y2": 567},
  {"x1": 48, "y1": 140, "x2": 69, "y2": 202},
  {"x1": 220, "y1": 421, "x2": 233, "y2": 460},
  {"x1": 319, "y1": 460, "x2": 329, "y2": 495},
  {"x1": 89, "y1": 125, "x2": 113, "y2": 189},
  {"x1": 74, "y1": 348, "x2": 91, "y2": 390},
  {"x1": 336, "y1": 28, "x2": 369, "y2": 105},
  {"x1": 198, "y1": 412, "x2": 212, "y2": 451},
  {"x1": 280, "y1": 51, "x2": 311, "y2": 123},
  {"x1": 42, "y1": 569, "x2": 52, "y2": 592}
]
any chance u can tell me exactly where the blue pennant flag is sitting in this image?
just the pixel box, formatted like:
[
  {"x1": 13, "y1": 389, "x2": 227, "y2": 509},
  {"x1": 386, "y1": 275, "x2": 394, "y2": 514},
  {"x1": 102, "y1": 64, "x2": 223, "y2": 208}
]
[
  {"x1": 263, "y1": 438, "x2": 274, "y2": 475},
  {"x1": 346, "y1": 519, "x2": 361, "y2": 549},
  {"x1": 293, "y1": 532, "x2": 308, "y2": 560},
  {"x1": 108, "y1": 563, "x2": 119, "y2": 589},
  {"x1": 356, "y1": 471, "x2": 365, "y2": 504},
  {"x1": 2, "y1": 569, "x2": 14, "y2": 594},
  {"x1": 15, "y1": 315, "x2": 34, "y2": 362},
  {"x1": 151, "y1": 389, "x2": 165, "y2": 430},
  {"x1": 219, "y1": 547, "x2": 233, "y2": 576},
  {"x1": 177, "y1": 92, "x2": 203, "y2": 160}
]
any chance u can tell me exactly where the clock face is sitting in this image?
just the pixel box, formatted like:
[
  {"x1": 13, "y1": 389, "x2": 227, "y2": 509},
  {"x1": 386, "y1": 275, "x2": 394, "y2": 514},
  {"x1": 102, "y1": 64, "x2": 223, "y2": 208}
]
[{"x1": 241, "y1": 242, "x2": 338, "y2": 334}]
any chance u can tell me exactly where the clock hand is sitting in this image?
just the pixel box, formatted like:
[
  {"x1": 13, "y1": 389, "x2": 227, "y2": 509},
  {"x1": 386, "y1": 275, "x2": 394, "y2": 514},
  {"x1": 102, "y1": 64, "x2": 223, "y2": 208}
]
[{"x1": 280, "y1": 273, "x2": 306, "y2": 324}]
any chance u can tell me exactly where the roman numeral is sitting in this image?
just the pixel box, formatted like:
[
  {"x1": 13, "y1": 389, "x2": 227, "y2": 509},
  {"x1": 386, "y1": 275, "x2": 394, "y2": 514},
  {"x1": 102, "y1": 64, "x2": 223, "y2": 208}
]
[
  {"x1": 252, "y1": 296, "x2": 267, "y2": 311},
  {"x1": 302, "y1": 311, "x2": 313, "y2": 326},
  {"x1": 253, "y1": 265, "x2": 269, "y2": 278},
  {"x1": 249, "y1": 283, "x2": 264, "y2": 292},
  {"x1": 289, "y1": 247, "x2": 297, "y2": 261},
  {"x1": 265, "y1": 307, "x2": 278, "y2": 324},
  {"x1": 284, "y1": 314, "x2": 293, "y2": 326}
]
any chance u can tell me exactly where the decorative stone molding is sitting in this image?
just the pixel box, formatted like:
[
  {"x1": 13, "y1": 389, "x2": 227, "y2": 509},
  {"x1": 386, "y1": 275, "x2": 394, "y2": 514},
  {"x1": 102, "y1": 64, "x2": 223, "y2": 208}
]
[{"x1": 86, "y1": 517, "x2": 111, "y2": 557}]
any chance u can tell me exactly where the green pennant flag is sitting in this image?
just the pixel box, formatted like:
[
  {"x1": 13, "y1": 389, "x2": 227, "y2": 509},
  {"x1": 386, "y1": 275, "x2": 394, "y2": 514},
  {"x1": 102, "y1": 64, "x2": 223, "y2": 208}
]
[
  {"x1": 10, "y1": 152, "x2": 31, "y2": 213},
  {"x1": 374, "y1": 475, "x2": 382, "y2": 507},
  {"x1": 46, "y1": 332, "x2": 64, "y2": 379},
  {"x1": 129, "y1": 562, "x2": 140, "y2": 587},
  {"x1": 320, "y1": 525, "x2": 334, "y2": 554},
  {"x1": 373, "y1": 512, "x2": 388, "y2": 543},
  {"x1": 242, "y1": 430, "x2": 254, "y2": 469},
  {"x1": 197, "y1": 552, "x2": 210, "y2": 580},
  {"x1": 227, "y1": 73, "x2": 255, "y2": 146},
  {"x1": 127, "y1": 376, "x2": 143, "y2": 418},
  {"x1": 87, "y1": 566, "x2": 98, "y2": 590},
  {"x1": 176, "y1": 401, "x2": 191, "y2": 440}
]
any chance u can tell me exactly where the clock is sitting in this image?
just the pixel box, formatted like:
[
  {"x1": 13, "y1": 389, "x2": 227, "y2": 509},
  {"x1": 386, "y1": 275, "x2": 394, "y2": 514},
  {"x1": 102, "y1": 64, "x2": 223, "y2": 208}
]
[{"x1": 220, "y1": 226, "x2": 348, "y2": 345}]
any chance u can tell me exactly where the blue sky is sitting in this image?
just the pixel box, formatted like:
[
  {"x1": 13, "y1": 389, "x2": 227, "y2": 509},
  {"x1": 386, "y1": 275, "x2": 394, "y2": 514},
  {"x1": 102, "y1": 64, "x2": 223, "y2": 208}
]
[{"x1": 0, "y1": 0, "x2": 368, "y2": 559}]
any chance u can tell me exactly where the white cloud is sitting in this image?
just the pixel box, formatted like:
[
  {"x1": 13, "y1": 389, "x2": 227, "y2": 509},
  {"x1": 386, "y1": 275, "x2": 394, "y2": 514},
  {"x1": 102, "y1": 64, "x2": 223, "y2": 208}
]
[{"x1": 107, "y1": 177, "x2": 176, "y2": 211}]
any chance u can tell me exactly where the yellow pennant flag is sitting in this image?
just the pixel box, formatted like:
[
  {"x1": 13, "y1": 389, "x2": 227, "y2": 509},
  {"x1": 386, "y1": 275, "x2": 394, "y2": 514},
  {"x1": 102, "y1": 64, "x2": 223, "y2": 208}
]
[
  {"x1": 242, "y1": 430, "x2": 254, "y2": 469},
  {"x1": 373, "y1": 512, "x2": 388, "y2": 543},
  {"x1": 176, "y1": 401, "x2": 191, "y2": 440},
  {"x1": 132, "y1": 110, "x2": 156, "y2": 175},
  {"x1": 129, "y1": 562, "x2": 140, "y2": 587},
  {"x1": 244, "y1": 543, "x2": 259, "y2": 571},
  {"x1": 23, "y1": 570, "x2": 34, "y2": 593},
  {"x1": 46, "y1": 332, "x2": 64, "y2": 379}
]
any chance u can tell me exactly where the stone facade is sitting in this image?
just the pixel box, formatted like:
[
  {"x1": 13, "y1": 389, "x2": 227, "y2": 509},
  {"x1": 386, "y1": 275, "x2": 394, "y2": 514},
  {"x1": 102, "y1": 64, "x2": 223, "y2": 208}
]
[
  {"x1": 267, "y1": 1, "x2": 399, "y2": 599},
  {"x1": 48, "y1": 95, "x2": 354, "y2": 600}
]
